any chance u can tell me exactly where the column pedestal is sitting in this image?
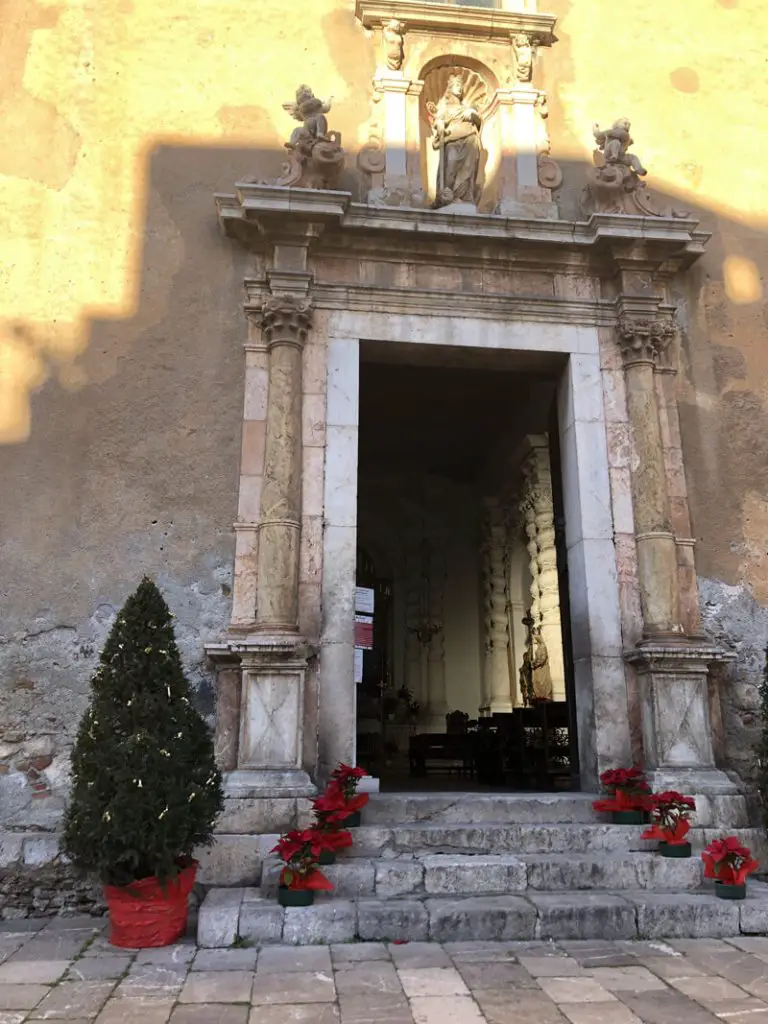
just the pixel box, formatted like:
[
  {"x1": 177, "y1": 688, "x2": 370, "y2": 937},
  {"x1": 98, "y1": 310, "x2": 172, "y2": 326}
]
[
  {"x1": 626, "y1": 642, "x2": 746, "y2": 827},
  {"x1": 207, "y1": 637, "x2": 316, "y2": 836}
]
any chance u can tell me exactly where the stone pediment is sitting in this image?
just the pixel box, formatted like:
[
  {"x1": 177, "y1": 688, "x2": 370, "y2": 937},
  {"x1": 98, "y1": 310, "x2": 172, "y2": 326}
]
[{"x1": 355, "y1": 0, "x2": 557, "y2": 46}]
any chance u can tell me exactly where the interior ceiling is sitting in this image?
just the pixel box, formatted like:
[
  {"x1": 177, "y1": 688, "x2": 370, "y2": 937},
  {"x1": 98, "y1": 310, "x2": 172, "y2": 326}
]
[{"x1": 358, "y1": 359, "x2": 557, "y2": 485}]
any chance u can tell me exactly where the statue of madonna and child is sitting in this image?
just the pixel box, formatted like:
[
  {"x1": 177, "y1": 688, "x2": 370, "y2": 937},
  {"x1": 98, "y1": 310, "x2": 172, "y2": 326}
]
[{"x1": 427, "y1": 72, "x2": 483, "y2": 210}]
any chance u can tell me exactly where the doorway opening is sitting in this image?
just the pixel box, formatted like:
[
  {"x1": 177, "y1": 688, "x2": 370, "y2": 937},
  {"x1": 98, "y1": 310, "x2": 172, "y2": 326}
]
[{"x1": 354, "y1": 343, "x2": 579, "y2": 792}]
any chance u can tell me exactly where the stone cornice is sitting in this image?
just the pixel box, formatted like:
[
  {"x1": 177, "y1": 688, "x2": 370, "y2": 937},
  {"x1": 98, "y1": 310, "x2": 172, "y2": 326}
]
[
  {"x1": 244, "y1": 277, "x2": 614, "y2": 326},
  {"x1": 355, "y1": 0, "x2": 557, "y2": 45},
  {"x1": 216, "y1": 186, "x2": 710, "y2": 275}
]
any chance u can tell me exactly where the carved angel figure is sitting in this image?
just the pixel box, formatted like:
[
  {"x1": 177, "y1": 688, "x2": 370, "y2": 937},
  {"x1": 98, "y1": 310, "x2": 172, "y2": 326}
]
[
  {"x1": 592, "y1": 118, "x2": 647, "y2": 177},
  {"x1": 512, "y1": 32, "x2": 535, "y2": 82},
  {"x1": 284, "y1": 85, "x2": 332, "y2": 146},
  {"x1": 277, "y1": 84, "x2": 344, "y2": 190},
  {"x1": 383, "y1": 19, "x2": 404, "y2": 71}
]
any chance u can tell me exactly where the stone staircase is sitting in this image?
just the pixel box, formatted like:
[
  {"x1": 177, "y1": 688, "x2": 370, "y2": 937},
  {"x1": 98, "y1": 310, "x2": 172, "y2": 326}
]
[{"x1": 197, "y1": 793, "x2": 768, "y2": 947}]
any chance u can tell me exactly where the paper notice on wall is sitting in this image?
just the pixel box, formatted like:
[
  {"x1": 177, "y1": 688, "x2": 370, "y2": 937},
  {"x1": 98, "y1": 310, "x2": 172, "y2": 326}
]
[
  {"x1": 354, "y1": 614, "x2": 374, "y2": 650},
  {"x1": 355, "y1": 587, "x2": 375, "y2": 615},
  {"x1": 354, "y1": 647, "x2": 364, "y2": 684}
]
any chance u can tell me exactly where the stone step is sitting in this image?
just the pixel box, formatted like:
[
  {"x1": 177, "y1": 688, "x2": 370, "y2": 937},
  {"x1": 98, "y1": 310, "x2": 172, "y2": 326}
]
[
  {"x1": 361, "y1": 792, "x2": 599, "y2": 826},
  {"x1": 345, "y1": 822, "x2": 658, "y2": 856},
  {"x1": 260, "y1": 851, "x2": 702, "y2": 898},
  {"x1": 198, "y1": 880, "x2": 768, "y2": 948}
]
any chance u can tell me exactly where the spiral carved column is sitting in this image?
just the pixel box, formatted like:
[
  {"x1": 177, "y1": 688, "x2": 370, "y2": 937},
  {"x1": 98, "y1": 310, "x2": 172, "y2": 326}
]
[{"x1": 520, "y1": 438, "x2": 565, "y2": 701}]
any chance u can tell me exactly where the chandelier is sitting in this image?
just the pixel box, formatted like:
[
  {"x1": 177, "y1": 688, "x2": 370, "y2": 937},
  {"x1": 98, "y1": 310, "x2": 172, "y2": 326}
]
[{"x1": 408, "y1": 536, "x2": 442, "y2": 647}]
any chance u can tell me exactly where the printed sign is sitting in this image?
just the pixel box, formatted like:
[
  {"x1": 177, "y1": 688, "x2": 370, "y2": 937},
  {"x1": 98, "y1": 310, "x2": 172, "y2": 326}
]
[
  {"x1": 355, "y1": 587, "x2": 375, "y2": 615},
  {"x1": 354, "y1": 614, "x2": 374, "y2": 650}
]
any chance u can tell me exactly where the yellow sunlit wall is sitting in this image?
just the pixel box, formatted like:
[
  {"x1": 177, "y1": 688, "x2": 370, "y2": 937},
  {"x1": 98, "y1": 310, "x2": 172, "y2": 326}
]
[{"x1": 0, "y1": 0, "x2": 765, "y2": 618}]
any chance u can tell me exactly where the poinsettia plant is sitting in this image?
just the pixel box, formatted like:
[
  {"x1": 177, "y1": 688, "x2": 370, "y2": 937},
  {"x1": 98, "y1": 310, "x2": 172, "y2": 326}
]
[
  {"x1": 702, "y1": 837, "x2": 759, "y2": 886},
  {"x1": 641, "y1": 791, "x2": 696, "y2": 845},
  {"x1": 312, "y1": 788, "x2": 354, "y2": 851},
  {"x1": 271, "y1": 829, "x2": 335, "y2": 891},
  {"x1": 592, "y1": 766, "x2": 651, "y2": 813},
  {"x1": 326, "y1": 763, "x2": 370, "y2": 821}
]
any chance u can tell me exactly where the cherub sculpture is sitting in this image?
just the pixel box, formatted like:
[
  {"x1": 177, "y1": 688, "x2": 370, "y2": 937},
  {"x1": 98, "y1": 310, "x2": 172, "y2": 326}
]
[
  {"x1": 277, "y1": 85, "x2": 345, "y2": 190},
  {"x1": 583, "y1": 116, "x2": 686, "y2": 216},
  {"x1": 593, "y1": 118, "x2": 647, "y2": 178}
]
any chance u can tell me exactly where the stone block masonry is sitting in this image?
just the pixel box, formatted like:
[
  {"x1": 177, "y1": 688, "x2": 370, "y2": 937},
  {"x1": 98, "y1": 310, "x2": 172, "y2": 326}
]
[{"x1": 8, "y1": 918, "x2": 768, "y2": 1024}]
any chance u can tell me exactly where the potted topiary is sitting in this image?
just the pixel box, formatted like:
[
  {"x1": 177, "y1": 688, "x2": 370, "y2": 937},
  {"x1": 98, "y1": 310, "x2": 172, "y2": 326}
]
[
  {"x1": 272, "y1": 829, "x2": 335, "y2": 906},
  {"x1": 702, "y1": 837, "x2": 759, "y2": 900},
  {"x1": 592, "y1": 766, "x2": 651, "y2": 824},
  {"x1": 641, "y1": 791, "x2": 696, "y2": 857},
  {"x1": 62, "y1": 578, "x2": 223, "y2": 948},
  {"x1": 328, "y1": 763, "x2": 369, "y2": 827}
]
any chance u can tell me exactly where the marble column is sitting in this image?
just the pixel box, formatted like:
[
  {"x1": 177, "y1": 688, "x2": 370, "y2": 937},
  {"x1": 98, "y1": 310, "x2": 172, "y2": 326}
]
[
  {"x1": 254, "y1": 295, "x2": 312, "y2": 633},
  {"x1": 520, "y1": 439, "x2": 566, "y2": 700},
  {"x1": 484, "y1": 498, "x2": 515, "y2": 715},
  {"x1": 425, "y1": 545, "x2": 449, "y2": 729},
  {"x1": 404, "y1": 540, "x2": 424, "y2": 710},
  {"x1": 616, "y1": 306, "x2": 681, "y2": 637},
  {"x1": 479, "y1": 523, "x2": 493, "y2": 716},
  {"x1": 616, "y1": 299, "x2": 745, "y2": 824}
]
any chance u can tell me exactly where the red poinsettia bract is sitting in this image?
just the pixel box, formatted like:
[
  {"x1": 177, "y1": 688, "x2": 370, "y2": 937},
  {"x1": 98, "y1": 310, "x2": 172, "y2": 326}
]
[
  {"x1": 592, "y1": 765, "x2": 651, "y2": 813},
  {"x1": 271, "y1": 829, "x2": 335, "y2": 892},
  {"x1": 641, "y1": 791, "x2": 696, "y2": 845},
  {"x1": 702, "y1": 837, "x2": 759, "y2": 887}
]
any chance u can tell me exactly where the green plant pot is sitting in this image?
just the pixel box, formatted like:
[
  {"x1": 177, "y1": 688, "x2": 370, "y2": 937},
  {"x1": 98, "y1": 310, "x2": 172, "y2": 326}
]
[
  {"x1": 278, "y1": 886, "x2": 314, "y2": 908},
  {"x1": 318, "y1": 850, "x2": 336, "y2": 865},
  {"x1": 345, "y1": 810, "x2": 362, "y2": 828},
  {"x1": 714, "y1": 881, "x2": 746, "y2": 901},
  {"x1": 659, "y1": 841, "x2": 691, "y2": 858},
  {"x1": 612, "y1": 810, "x2": 645, "y2": 825}
]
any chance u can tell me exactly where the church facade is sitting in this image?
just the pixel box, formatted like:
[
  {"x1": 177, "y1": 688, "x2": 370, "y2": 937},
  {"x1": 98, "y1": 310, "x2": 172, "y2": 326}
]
[{"x1": 1, "y1": 0, "x2": 767, "y2": 890}]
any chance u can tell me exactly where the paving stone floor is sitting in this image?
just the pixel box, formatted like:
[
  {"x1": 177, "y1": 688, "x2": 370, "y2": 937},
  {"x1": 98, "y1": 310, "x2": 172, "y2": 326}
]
[{"x1": 2, "y1": 917, "x2": 768, "y2": 1023}]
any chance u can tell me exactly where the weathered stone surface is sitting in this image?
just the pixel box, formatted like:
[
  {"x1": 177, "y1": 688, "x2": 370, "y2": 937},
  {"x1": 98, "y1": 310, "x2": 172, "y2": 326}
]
[
  {"x1": 529, "y1": 893, "x2": 637, "y2": 941},
  {"x1": 178, "y1": 970, "x2": 253, "y2": 1004},
  {"x1": 374, "y1": 860, "x2": 424, "y2": 897},
  {"x1": 195, "y1": 836, "x2": 261, "y2": 887},
  {"x1": 385, "y1": 824, "x2": 652, "y2": 856},
  {"x1": 631, "y1": 892, "x2": 740, "y2": 939},
  {"x1": 196, "y1": 888, "x2": 244, "y2": 949},
  {"x1": 422, "y1": 855, "x2": 526, "y2": 895},
  {"x1": 428, "y1": 896, "x2": 537, "y2": 943},
  {"x1": 237, "y1": 892, "x2": 284, "y2": 946},
  {"x1": 282, "y1": 899, "x2": 356, "y2": 946},
  {"x1": 191, "y1": 948, "x2": 258, "y2": 972},
  {"x1": 362, "y1": 793, "x2": 598, "y2": 826},
  {"x1": 523, "y1": 853, "x2": 701, "y2": 891},
  {"x1": 740, "y1": 889, "x2": 768, "y2": 934},
  {"x1": 257, "y1": 946, "x2": 332, "y2": 973},
  {"x1": 357, "y1": 899, "x2": 429, "y2": 942}
]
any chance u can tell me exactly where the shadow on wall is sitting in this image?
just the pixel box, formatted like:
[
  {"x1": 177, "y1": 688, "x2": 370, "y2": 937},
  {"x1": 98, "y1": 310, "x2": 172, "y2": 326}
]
[{"x1": 0, "y1": 138, "x2": 767, "y2": 817}]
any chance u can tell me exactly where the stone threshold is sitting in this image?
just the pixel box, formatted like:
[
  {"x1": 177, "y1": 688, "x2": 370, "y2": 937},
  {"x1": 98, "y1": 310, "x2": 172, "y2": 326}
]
[{"x1": 198, "y1": 882, "x2": 768, "y2": 948}]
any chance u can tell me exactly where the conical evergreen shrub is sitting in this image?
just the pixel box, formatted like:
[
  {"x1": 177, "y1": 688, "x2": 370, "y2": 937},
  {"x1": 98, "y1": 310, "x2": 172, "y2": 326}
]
[{"x1": 63, "y1": 578, "x2": 223, "y2": 885}]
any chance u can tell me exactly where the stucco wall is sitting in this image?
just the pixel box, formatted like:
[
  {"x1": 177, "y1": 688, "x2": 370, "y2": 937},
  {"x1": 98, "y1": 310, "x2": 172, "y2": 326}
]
[{"x1": 1, "y1": 0, "x2": 767, "y2": 830}]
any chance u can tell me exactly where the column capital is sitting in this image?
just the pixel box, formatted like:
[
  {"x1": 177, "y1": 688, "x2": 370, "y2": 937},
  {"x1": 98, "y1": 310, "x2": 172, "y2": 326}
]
[
  {"x1": 615, "y1": 298, "x2": 677, "y2": 368},
  {"x1": 254, "y1": 294, "x2": 313, "y2": 351}
]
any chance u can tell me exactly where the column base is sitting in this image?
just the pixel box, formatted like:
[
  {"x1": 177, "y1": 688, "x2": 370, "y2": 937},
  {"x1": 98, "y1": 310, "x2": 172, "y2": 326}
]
[
  {"x1": 626, "y1": 640, "x2": 746, "y2": 828},
  {"x1": 646, "y1": 767, "x2": 747, "y2": 829},
  {"x1": 424, "y1": 707, "x2": 450, "y2": 732}
]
